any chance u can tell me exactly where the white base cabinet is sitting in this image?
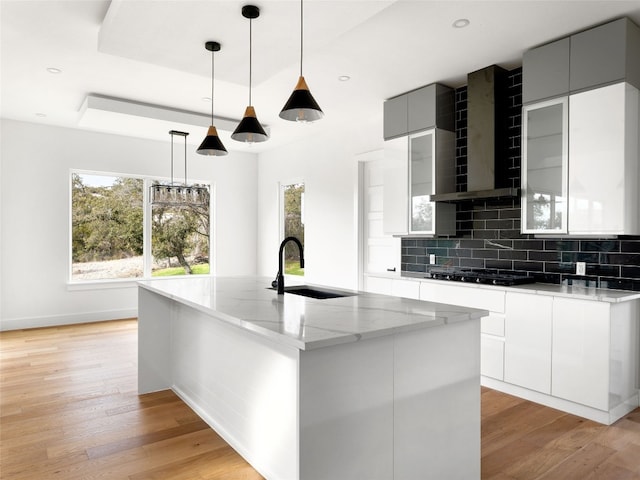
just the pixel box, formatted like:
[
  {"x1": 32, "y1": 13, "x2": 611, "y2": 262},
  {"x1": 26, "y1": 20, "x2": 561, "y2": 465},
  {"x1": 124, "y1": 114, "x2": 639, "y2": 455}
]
[
  {"x1": 481, "y1": 333, "x2": 505, "y2": 381},
  {"x1": 504, "y1": 293, "x2": 553, "y2": 394},
  {"x1": 364, "y1": 275, "x2": 640, "y2": 425},
  {"x1": 552, "y1": 297, "x2": 639, "y2": 415},
  {"x1": 499, "y1": 291, "x2": 639, "y2": 424},
  {"x1": 552, "y1": 298, "x2": 610, "y2": 410}
]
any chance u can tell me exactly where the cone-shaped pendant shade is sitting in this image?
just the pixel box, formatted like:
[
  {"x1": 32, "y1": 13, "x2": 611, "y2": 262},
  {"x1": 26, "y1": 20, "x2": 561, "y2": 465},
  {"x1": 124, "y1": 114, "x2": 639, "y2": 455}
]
[
  {"x1": 198, "y1": 41, "x2": 227, "y2": 157},
  {"x1": 231, "y1": 106, "x2": 268, "y2": 143},
  {"x1": 197, "y1": 126, "x2": 228, "y2": 156},
  {"x1": 279, "y1": 76, "x2": 324, "y2": 122}
]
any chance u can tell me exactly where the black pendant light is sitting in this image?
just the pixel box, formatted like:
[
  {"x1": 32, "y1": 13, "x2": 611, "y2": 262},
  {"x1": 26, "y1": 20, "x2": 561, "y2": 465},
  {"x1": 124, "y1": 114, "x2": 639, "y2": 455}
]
[
  {"x1": 197, "y1": 41, "x2": 228, "y2": 156},
  {"x1": 232, "y1": 5, "x2": 268, "y2": 143},
  {"x1": 279, "y1": 0, "x2": 323, "y2": 122}
]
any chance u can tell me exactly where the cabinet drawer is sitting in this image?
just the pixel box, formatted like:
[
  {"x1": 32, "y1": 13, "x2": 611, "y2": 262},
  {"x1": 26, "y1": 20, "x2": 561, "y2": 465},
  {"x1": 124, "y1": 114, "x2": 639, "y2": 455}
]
[
  {"x1": 481, "y1": 334, "x2": 504, "y2": 380},
  {"x1": 420, "y1": 282, "x2": 505, "y2": 313},
  {"x1": 481, "y1": 313, "x2": 505, "y2": 336}
]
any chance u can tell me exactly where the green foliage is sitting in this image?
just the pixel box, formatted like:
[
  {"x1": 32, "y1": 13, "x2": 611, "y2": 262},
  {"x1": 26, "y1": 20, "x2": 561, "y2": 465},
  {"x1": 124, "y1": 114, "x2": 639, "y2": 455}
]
[
  {"x1": 284, "y1": 259, "x2": 304, "y2": 276},
  {"x1": 72, "y1": 174, "x2": 144, "y2": 262},
  {"x1": 72, "y1": 175, "x2": 211, "y2": 277},
  {"x1": 283, "y1": 183, "x2": 304, "y2": 261},
  {"x1": 152, "y1": 263, "x2": 210, "y2": 277},
  {"x1": 151, "y1": 191, "x2": 210, "y2": 275}
]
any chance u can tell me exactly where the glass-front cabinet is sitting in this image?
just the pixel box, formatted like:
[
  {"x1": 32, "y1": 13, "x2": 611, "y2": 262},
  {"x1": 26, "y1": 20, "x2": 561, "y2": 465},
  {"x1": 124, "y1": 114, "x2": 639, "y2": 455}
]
[
  {"x1": 521, "y1": 97, "x2": 569, "y2": 234},
  {"x1": 409, "y1": 130, "x2": 435, "y2": 233},
  {"x1": 408, "y1": 129, "x2": 456, "y2": 235},
  {"x1": 382, "y1": 128, "x2": 455, "y2": 237}
]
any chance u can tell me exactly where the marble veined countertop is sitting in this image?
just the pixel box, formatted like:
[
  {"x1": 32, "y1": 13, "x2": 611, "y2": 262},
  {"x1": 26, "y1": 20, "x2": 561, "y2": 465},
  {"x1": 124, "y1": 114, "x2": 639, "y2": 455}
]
[
  {"x1": 399, "y1": 273, "x2": 640, "y2": 303},
  {"x1": 138, "y1": 276, "x2": 487, "y2": 350}
]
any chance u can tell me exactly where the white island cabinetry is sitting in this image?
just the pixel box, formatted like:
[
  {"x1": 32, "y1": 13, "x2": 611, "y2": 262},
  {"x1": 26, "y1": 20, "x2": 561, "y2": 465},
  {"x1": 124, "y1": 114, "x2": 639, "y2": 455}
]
[{"x1": 138, "y1": 277, "x2": 485, "y2": 480}]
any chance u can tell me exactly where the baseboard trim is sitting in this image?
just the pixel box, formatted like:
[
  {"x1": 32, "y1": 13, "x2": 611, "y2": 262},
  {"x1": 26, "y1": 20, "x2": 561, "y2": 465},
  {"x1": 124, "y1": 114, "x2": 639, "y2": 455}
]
[
  {"x1": 481, "y1": 376, "x2": 639, "y2": 425},
  {"x1": 0, "y1": 309, "x2": 138, "y2": 331}
]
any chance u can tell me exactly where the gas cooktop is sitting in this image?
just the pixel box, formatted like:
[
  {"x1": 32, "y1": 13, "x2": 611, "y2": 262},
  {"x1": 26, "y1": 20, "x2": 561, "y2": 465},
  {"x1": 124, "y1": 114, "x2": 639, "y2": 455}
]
[{"x1": 424, "y1": 268, "x2": 535, "y2": 286}]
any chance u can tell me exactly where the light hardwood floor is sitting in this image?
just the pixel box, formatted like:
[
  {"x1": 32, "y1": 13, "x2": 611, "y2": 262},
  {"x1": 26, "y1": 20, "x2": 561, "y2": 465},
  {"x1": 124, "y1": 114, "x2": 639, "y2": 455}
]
[{"x1": 1, "y1": 319, "x2": 639, "y2": 479}]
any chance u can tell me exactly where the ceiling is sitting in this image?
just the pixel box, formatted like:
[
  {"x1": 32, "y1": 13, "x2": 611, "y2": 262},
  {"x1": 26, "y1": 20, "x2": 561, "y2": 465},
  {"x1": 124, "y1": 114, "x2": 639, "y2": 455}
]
[{"x1": 2, "y1": 0, "x2": 640, "y2": 153}]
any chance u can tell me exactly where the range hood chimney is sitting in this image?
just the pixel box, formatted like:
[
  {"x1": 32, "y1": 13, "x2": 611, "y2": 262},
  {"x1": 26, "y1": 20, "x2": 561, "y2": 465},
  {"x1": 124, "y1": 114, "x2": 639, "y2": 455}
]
[{"x1": 430, "y1": 65, "x2": 519, "y2": 202}]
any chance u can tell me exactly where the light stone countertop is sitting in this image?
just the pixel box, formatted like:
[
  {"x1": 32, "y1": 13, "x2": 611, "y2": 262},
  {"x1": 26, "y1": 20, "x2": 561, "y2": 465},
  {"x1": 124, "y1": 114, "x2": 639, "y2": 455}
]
[
  {"x1": 398, "y1": 272, "x2": 640, "y2": 303},
  {"x1": 138, "y1": 276, "x2": 487, "y2": 350}
]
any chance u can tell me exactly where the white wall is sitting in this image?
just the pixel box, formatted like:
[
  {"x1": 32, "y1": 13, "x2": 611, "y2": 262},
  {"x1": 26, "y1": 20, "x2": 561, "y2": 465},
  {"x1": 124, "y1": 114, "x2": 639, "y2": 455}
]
[
  {"x1": 0, "y1": 120, "x2": 258, "y2": 330},
  {"x1": 256, "y1": 119, "x2": 383, "y2": 290}
]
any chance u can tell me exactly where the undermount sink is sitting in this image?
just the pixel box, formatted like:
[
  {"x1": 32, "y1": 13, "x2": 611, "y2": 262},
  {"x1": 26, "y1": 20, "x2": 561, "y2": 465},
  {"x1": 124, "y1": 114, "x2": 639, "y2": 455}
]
[{"x1": 271, "y1": 285, "x2": 357, "y2": 299}]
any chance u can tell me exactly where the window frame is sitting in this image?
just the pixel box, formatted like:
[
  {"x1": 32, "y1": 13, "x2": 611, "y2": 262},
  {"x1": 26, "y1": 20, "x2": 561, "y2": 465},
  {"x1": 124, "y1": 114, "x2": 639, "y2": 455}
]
[{"x1": 68, "y1": 169, "x2": 213, "y2": 288}]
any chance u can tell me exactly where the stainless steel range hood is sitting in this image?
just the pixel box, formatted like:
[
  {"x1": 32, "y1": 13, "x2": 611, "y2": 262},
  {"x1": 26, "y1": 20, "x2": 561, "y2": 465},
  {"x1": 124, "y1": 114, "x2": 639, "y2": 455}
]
[{"x1": 430, "y1": 65, "x2": 519, "y2": 202}]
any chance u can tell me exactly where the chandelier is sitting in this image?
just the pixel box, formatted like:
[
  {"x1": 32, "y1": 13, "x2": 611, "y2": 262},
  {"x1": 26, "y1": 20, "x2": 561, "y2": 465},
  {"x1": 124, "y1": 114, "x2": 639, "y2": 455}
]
[{"x1": 150, "y1": 130, "x2": 209, "y2": 206}]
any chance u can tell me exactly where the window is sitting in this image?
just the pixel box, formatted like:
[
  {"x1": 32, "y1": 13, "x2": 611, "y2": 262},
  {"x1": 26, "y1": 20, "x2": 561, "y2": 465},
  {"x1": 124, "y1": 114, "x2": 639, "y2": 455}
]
[
  {"x1": 281, "y1": 182, "x2": 305, "y2": 276},
  {"x1": 71, "y1": 172, "x2": 211, "y2": 282},
  {"x1": 150, "y1": 184, "x2": 210, "y2": 276}
]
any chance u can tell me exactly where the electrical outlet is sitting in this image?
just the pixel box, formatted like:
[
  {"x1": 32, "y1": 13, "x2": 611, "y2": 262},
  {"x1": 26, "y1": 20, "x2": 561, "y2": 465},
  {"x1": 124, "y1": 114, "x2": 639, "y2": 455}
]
[
  {"x1": 429, "y1": 254, "x2": 436, "y2": 265},
  {"x1": 576, "y1": 262, "x2": 586, "y2": 276}
]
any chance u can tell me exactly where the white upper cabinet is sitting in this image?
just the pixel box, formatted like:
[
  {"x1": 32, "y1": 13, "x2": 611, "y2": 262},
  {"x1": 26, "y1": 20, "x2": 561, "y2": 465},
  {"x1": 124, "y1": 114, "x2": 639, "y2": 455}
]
[
  {"x1": 382, "y1": 130, "x2": 456, "y2": 236},
  {"x1": 568, "y1": 83, "x2": 640, "y2": 235},
  {"x1": 382, "y1": 136, "x2": 409, "y2": 235},
  {"x1": 522, "y1": 17, "x2": 640, "y2": 236},
  {"x1": 523, "y1": 82, "x2": 640, "y2": 235},
  {"x1": 382, "y1": 83, "x2": 456, "y2": 236}
]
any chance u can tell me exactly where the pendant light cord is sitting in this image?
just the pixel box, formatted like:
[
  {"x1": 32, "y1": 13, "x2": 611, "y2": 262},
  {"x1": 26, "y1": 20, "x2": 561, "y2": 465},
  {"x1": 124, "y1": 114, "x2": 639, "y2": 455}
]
[
  {"x1": 183, "y1": 133, "x2": 188, "y2": 185},
  {"x1": 211, "y1": 50, "x2": 215, "y2": 125},
  {"x1": 170, "y1": 132, "x2": 175, "y2": 185},
  {"x1": 249, "y1": 17, "x2": 253, "y2": 106},
  {"x1": 299, "y1": 0, "x2": 303, "y2": 76}
]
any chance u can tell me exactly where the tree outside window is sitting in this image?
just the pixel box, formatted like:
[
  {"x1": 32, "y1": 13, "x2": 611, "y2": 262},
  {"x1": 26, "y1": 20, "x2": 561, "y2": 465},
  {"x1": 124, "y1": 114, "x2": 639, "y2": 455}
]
[
  {"x1": 71, "y1": 174, "x2": 144, "y2": 280},
  {"x1": 282, "y1": 183, "x2": 304, "y2": 276},
  {"x1": 71, "y1": 172, "x2": 211, "y2": 281},
  {"x1": 151, "y1": 183, "x2": 210, "y2": 276}
]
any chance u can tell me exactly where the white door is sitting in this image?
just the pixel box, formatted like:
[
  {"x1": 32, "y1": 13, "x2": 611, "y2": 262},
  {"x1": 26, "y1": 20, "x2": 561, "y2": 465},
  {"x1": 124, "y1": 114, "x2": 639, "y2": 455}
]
[{"x1": 363, "y1": 158, "x2": 401, "y2": 278}]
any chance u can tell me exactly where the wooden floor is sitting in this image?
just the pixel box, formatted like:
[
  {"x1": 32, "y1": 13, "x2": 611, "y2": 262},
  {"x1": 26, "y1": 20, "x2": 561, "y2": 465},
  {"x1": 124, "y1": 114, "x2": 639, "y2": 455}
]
[{"x1": 1, "y1": 320, "x2": 639, "y2": 479}]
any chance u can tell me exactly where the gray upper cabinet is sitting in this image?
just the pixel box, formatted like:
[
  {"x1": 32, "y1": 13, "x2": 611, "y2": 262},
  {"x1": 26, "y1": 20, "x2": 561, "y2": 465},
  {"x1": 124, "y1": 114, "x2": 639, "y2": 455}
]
[
  {"x1": 570, "y1": 18, "x2": 640, "y2": 93},
  {"x1": 383, "y1": 83, "x2": 454, "y2": 140},
  {"x1": 522, "y1": 38, "x2": 570, "y2": 104},
  {"x1": 383, "y1": 95, "x2": 408, "y2": 140},
  {"x1": 523, "y1": 17, "x2": 640, "y2": 104}
]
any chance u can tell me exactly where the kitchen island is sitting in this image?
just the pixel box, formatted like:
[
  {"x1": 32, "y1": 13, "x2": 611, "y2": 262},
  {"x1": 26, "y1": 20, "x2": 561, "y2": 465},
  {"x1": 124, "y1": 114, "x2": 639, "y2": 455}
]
[{"x1": 138, "y1": 277, "x2": 487, "y2": 480}]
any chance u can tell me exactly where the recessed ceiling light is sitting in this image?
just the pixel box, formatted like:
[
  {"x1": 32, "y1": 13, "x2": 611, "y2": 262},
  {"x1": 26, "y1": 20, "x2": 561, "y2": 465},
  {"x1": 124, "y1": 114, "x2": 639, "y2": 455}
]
[
  {"x1": 202, "y1": 96, "x2": 212, "y2": 103},
  {"x1": 452, "y1": 18, "x2": 470, "y2": 29},
  {"x1": 47, "y1": 67, "x2": 62, "y2": 74},
  {"x1": 338, "y1": 75, "x2": 351, "y2": 82},
  {"x1": 36, "y1": 113, "x2": 47, "y2": 117}
]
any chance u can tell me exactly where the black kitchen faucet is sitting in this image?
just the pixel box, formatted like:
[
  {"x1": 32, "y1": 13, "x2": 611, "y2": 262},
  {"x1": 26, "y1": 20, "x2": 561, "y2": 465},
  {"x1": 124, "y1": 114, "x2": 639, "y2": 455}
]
[{"x1": 273, "y1": 236, "x2": 305, "y2": 294}]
